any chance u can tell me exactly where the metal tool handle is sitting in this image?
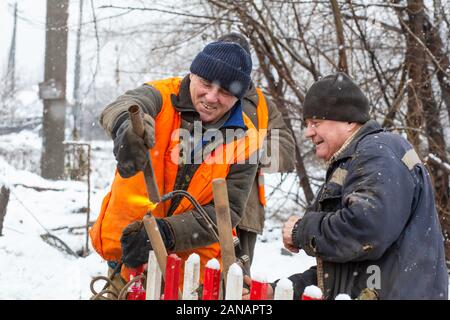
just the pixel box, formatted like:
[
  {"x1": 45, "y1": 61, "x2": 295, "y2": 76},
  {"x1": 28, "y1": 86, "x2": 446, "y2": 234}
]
[
  {"x1": 128, "y1": 105, "x2": 161, "y2": 203},
  {"x1": 128, "y1": 105, "x2": 168, "y2": 286}
]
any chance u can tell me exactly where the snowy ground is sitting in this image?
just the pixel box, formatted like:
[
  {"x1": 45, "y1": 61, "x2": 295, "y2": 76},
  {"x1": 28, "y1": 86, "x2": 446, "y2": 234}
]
[{"x1": 0, "y1": 129, "x2": 315, "y2": 299}]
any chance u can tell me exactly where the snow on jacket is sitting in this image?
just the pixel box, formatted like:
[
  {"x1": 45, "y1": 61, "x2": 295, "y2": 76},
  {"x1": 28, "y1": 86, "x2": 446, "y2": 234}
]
[{"x1": 291, "y1": 120, "x2": 448, "y2": 299}]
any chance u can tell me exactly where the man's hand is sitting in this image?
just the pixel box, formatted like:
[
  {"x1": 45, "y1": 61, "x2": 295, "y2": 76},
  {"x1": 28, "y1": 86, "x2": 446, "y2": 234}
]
[
  {"x1": 242, "y1": 275, "x2": 274, "y2": 300},
  {"x1": 282, "y1": 215, "x2": 301, "y2": 253},
  {"x1": 120, "y1": 220, "x2": 151, "y2": 268},
  {"x1": 113, "y1": 114, "x2": 155, "y2": 178},
  {"x1": 120, "y1": 216, "x2": 174, "y2": 268}
]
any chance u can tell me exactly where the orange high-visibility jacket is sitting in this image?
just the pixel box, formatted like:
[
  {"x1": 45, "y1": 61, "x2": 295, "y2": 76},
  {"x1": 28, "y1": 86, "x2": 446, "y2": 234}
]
[
  {"x1": 90, "y1": 77, "x2": 269, "y2": 282},
  {"x1": 253, "y1": 89, "x2": 269, "y2": 206}
]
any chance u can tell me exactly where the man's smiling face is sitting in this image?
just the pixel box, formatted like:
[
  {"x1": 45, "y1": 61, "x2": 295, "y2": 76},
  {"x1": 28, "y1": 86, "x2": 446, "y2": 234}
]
[
  {"x1": 304, "y1": 119, "x2": 358, "y2": 161},
  {"x1": 189, "y1": 74, "x2": 238, "y2": 124}
]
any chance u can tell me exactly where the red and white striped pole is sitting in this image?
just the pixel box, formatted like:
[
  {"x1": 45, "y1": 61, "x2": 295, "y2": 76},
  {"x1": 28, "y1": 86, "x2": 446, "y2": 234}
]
[
  {"x1": 163, "y1": 254, "x2": 181, "y2": 300},
  {"x1": 301, "y1": 285, "x2": 323, "y2": 300},
  {"x1": 202, "y1": 258, "x2": 221, "y2": 300},
  {"x1": 249, "y1": 274, "x2": 268, "y2": 300}
]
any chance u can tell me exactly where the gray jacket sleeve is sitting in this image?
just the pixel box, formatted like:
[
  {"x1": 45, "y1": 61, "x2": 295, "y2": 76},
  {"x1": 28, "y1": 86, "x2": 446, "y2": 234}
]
[
  {"x1": 99, "y1": 84, "x2": 163, "y2": 137},
  {"x1": 164, "y1": 163, "x2": 258, "y2": 252},
  {"x1": 260, "y1": 98, "x2": 296, "y2": 173},
  {"x1": 294, "y1": 141, "x2": 415, "y2": 263}
]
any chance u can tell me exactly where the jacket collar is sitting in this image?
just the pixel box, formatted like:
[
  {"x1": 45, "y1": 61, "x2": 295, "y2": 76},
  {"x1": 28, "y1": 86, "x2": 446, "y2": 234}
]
[
  {"x1": 170, "y1": 75, "x2": 198, "y2": 123},
  {"x1": 329, "y1": 120, "x2": 384, "y2": 165},
  {"x1": 242, "y1": 82, "x2": 258, "y2": 105},
  {"x1": 170, "y1": 75, "x2": 246, "y2": 131}
]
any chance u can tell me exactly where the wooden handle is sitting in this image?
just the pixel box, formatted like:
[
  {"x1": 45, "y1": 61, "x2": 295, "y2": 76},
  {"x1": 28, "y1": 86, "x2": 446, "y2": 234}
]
[
  {"x1": 142, "y1": 215, "x2": 168, "y2": 280},
  {"x1": 128, "y1": 105, "x2": 161, "y2": 203},
  {"x1": 212, "y1": 178, "x2": 236, "y2": 285},
  {"x1": 143, "y1": 216, "x2": 183, "y2": 299}
]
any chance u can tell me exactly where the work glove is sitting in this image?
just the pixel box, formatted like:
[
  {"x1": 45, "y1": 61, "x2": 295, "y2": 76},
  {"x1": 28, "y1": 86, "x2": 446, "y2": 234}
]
[
  {"x1": 113, "y1": 113, "x2": 155, "y2": 178},
  {"x1": 120, "y1": 216, "x2": 175, "y2": 268}
]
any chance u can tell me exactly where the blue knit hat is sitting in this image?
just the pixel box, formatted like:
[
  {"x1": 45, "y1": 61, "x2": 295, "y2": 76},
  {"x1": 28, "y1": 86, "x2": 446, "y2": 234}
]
[{"x1": 190, "y1": 41, "x2": 252, "y2": 99}]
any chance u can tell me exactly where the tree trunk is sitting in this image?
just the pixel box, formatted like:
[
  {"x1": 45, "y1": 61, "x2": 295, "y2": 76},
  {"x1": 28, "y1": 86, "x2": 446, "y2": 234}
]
[
  {"x1": 40, "y1": 0, "x2": 69, "y2": 180},
  {"x1": 424, "y1": 16, "x2": 450, "y2": 122},
  {"x1": 330, "y1": 0, "x2": 348, "y2": 73},
  {"x1": 0, "y1": 185, "x2": 11, "y2": 236},
  {"x1": 405, "y1": 0, "x2": 450, "y2": 267},
  {"x1": 404, "y1": 0, "x2": 425, "y2": 150}
]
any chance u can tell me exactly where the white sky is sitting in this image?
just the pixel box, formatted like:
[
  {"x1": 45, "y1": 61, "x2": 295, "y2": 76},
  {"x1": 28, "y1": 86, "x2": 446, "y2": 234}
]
[
  {"x1": 0, "y1": 0, "x2": 47, "y2": 85},
  {"x1": 0, "y1": 0, "x2": 199, "y2": 100}
]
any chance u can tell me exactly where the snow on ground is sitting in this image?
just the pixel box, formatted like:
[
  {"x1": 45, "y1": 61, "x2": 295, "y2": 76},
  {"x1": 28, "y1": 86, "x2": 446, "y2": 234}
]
[
  {"x1": 0, "y1": 230, "x2": 105, "y2": 299},
  {"x1": 0, "y1": 150, "x2": 109, "y2": 299},
  {"x1": 0, "y1": 129, "x2": 315, "y2": 299},
  {"x1": 251, "y1": 241, "x2": 315, "y2": 283}
]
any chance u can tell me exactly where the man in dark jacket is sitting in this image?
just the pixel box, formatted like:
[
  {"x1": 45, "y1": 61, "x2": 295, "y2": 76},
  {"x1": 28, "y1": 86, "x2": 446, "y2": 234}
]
[{"x1": 280, "y1": 73, "x2": 448, "y2": 299}]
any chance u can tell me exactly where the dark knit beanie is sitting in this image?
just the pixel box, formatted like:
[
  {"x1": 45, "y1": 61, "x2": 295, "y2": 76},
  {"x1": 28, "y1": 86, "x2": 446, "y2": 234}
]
[
  {"x1": 190, "y1": 41, "x2": 252, "y2": 99},
  {"x1": 303, "y1": 73, "x2": 370, "y2": 123}
]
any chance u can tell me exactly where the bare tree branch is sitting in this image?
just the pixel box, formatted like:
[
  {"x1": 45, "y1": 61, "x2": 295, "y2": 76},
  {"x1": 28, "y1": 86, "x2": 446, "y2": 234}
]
[{"x1": 330, "y1": 0, "x2": 348, "y2": 73}]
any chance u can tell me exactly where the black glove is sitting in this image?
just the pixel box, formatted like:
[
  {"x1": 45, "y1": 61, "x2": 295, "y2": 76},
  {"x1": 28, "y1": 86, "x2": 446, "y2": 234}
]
[
  {"x1": 113, "y1": 114, "x2": 155, "y2": 178},
  {"x1": 120, "y1": 216, "x2": 175, "y2": 268}
]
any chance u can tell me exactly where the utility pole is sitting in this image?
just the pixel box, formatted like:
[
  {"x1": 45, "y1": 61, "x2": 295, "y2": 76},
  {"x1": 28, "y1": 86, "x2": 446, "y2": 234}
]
[
  {"x1": 72, "y1": 0, "x2": 83, "y2": 140},
  {"x1": 7, "y1": 2, "x2": 18, "y2": 95},
  {"x1": 39, "y1": 0, "x2": 69, "y2": 180}
]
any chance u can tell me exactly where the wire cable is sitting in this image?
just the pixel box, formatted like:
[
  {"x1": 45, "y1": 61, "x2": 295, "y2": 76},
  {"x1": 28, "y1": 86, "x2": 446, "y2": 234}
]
[{"x1": 161, "y1": 190, "x2": 220, "y2": 242}]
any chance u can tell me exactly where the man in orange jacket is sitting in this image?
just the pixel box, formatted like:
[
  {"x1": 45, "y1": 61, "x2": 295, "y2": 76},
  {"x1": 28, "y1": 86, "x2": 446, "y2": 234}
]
[{"x1": 90, "y1": 41, "x2": 265, "y2": 292}]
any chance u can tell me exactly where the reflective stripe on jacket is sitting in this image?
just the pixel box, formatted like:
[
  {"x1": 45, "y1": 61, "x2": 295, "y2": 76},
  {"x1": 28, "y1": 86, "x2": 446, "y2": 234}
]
[{"x1": 254, "y1": 88, "x2": 269, "y2": 206}]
